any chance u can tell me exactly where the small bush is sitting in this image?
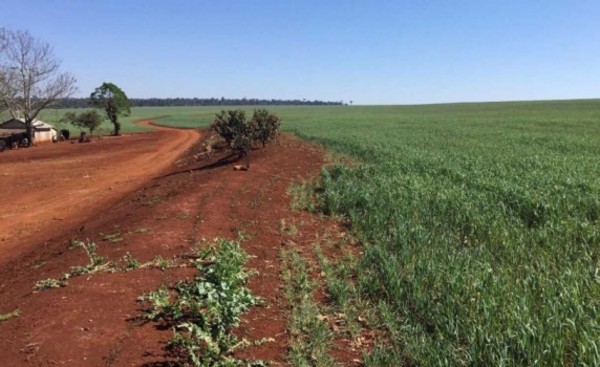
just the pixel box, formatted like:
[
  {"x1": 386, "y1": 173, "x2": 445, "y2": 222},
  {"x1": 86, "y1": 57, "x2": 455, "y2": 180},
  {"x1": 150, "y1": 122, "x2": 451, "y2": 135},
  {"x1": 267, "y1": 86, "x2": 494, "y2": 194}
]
[
  {"x1": 251, "y1": 109, "x2": 281, "y2": 148},
  {"x1": 211, "y1": 109, "x2": 281, "y2": 169},
  {"x1": 211, "y1": 110, "x2": 253, "y2": 157}
]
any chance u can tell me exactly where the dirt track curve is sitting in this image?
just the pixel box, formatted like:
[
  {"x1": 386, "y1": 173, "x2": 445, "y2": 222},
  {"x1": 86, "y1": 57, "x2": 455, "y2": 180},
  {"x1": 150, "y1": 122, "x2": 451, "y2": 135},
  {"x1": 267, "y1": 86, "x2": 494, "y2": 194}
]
[{"x1": 0, "y1": 122, "x2": 201, "y2": 265}]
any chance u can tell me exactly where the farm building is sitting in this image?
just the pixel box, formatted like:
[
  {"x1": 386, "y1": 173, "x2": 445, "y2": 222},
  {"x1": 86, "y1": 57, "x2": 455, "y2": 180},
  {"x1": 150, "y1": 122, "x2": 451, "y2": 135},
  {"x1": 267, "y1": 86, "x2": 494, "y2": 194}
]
[{"x1": 0, "y1": 118, "x2": 58, "y2": 142}]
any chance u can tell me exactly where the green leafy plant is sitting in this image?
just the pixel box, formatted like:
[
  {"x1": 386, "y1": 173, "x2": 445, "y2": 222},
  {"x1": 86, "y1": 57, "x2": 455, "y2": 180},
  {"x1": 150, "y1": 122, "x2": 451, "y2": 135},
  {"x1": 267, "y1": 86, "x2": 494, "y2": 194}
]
[
  {"x1": 251, "y1": 109, "x2": 281, "y2": 148},
  {"x1": 68, "y1": 240, "x2": 109, "y2": 275},
  {"x1": 60, "y1": 110, "x2": 103, "y2": 135},
  {"x1": 211, "y1": 109, "x2": 281, "y2": 170},
  {"x1": 89, "y1": 82, "x2": 131, "y2": 136},
  {"x1": 139, "y1": 237, "x2": 266, "y2": 367}
]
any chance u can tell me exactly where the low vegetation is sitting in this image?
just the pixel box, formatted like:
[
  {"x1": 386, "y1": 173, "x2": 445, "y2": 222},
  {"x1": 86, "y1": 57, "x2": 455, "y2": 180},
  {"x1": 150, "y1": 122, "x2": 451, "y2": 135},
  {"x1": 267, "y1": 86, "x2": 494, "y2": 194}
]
[
  {"x1": 60, "y1": 110, "x2": 103, "y2": 135},
  {"x1": 280, "y1": 247, "x2": 336, "y2": 366},
  {"x1": 33, "y1": 240, "x2": 183, "y2": 291},
  {"x1": 286, "y1": 100, "x2": 600, "y2": 366},
  {"x1": 0, "y1": 308, "x2": 21, "y2": 322},
  {"x1": 139, "y1": 237, "x2": 266, "y2": 367}
]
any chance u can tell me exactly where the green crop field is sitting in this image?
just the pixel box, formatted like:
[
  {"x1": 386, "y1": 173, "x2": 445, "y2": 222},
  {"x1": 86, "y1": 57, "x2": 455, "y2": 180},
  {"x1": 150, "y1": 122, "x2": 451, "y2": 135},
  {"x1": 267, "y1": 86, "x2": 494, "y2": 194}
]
[
  {"x1": 42, "y1": 100, "x2": 599, "y2": 365},
  {"x1": 282, "y1": 100, "x2": 600, "y2": 366}
]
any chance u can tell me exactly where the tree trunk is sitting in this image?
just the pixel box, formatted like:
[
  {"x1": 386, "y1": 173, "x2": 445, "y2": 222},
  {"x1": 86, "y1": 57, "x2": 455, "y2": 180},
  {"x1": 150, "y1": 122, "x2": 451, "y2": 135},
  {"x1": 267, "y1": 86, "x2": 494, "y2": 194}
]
[
  {"x1": 25, "y1": 120, "x2": 33, "y2": 147},
  {"x1": 113, "y1": 121, "x2": 121, "y2": 136}
]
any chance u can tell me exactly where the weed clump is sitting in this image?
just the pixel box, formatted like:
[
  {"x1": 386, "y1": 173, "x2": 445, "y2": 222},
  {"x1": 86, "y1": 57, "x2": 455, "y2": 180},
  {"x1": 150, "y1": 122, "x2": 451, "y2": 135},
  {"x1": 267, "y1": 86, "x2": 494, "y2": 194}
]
[{"x1": 139, "y1": 237, "x2": 267, "y2": 367}]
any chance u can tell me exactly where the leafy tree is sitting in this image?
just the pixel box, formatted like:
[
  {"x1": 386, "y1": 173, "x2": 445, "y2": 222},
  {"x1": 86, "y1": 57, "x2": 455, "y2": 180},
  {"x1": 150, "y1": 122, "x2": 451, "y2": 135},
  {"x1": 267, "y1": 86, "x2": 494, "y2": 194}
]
[
  {"x1": 211, "y1": 109, "x2": 282, "y2": 170},
  {"x1": 211, "y1": 110, "x2": 253, "y2": 168},
  {"x1": 251, "y1": 109, "x2": 281, "y2": 148},
  {"x1": 89, "y1": 82, "x2": 131, "y2": 136},
  {"x1": 61, "y1": 110, "x2": 103, "y2": 135},
  {"x1": 0, "y1": 29, "x2": 77, "y2": 146}
]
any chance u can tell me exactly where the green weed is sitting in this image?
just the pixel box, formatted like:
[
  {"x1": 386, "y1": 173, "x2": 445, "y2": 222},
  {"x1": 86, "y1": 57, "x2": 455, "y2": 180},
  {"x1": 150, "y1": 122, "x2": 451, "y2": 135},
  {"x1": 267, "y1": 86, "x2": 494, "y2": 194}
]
[
  {"x1": 34, "y1": 278, "x2": 67, "y2": 291},
  {"x1": 281, "y1": 247, "x2": 337, "y2": 367},
  {"x1": 139, "y1": 237, "x2": 267, "y2": 367},
  {"x1": 0, "y1": 308, "x2": 20, "y2": 322}
]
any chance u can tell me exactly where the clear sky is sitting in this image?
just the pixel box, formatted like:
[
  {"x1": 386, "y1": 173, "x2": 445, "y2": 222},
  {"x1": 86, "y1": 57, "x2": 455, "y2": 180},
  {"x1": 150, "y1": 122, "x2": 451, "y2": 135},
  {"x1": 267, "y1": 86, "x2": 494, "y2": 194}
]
[{"x1": 1, "y1": 1, "x2": 598, "y2": 105}]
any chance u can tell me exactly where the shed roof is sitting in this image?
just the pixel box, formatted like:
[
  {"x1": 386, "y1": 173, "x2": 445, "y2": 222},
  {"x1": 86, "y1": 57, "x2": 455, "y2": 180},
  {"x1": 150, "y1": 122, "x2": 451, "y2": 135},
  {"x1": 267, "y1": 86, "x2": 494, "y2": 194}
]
[{"x1": 0, "y1": 118, "x2": 55, "y2": 130}]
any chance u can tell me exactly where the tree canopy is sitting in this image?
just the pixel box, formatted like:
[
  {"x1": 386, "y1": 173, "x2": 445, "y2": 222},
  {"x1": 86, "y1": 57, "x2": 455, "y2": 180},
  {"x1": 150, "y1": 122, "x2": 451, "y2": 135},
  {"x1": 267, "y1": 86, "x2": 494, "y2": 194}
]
[
  {"x1": 61, "y1": 110, "x2": 103, "y2": 134},
  {"x1": 90, "y1": 82, "x2": 131, "y2": 136}
]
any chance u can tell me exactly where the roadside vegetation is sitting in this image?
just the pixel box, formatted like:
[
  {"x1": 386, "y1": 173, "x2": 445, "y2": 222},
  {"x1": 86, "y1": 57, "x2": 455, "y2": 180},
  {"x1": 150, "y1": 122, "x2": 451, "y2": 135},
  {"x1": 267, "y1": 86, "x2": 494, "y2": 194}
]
[
  {"x1": 285, "y1": 100, "x2": 600, "y2": 365},
  {"x1": 280, "y1": 247, "x2": 337, "y2": 366},
  {"x1": 139, "y1": 237, "x2": 267, "y2": 367},
  {"x1": 210, "y1": 109, "x2": 281, "y2": 169}
]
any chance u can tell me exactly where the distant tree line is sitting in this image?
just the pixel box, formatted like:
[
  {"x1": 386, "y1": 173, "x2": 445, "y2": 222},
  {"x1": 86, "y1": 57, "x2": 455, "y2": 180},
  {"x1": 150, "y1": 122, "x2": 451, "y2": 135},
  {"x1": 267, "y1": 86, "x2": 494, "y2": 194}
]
[{"x1": 50, "y1": 97, "x2": 345, "y2": 109}]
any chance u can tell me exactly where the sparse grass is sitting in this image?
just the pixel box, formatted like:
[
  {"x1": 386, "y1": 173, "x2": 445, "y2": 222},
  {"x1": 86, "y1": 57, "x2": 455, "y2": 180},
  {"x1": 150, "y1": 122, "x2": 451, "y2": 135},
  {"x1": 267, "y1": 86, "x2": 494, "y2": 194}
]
[
  {"x1": 32, "y1": 240, "x2": 197, "y2": 291},
  {"x1": 34, "y1": 278, "x2": 67, "y2": 291},
  {"x1": 101, "y1": 232, "x2": 123, "y2": 243},
  {"x1": 279, "y1": 219, "x2": 299, "y2": 237},
  {"x1": 313, "y1": 245, "x2": 364, "y2": 339},
  {"x1": 287, "y1": 178, "x2": 322, "y2": 213},
  {"x1": 280, "y1": 247, "x2": 336, "y2": 367},
  {"x1": 177, "y1": 212, "x2": 191, "y2": 220},
  {"x1": 0, "y1": 308, "x2": 20, "y2": 322}
]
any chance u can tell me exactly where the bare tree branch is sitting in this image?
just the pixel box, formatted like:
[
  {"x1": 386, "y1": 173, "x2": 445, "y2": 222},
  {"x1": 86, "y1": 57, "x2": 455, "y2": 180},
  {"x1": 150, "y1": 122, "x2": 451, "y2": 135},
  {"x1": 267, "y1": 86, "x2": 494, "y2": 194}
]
[{"x1": 0, "y1": 29, "x2": 77, "y2": 145}]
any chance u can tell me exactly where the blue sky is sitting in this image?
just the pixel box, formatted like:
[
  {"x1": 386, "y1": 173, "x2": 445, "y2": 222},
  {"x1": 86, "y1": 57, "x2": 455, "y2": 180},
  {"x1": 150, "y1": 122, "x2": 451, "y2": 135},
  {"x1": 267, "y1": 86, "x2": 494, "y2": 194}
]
[{"x1": 1, "y1": 1, "x2": 598, "y2": 104}]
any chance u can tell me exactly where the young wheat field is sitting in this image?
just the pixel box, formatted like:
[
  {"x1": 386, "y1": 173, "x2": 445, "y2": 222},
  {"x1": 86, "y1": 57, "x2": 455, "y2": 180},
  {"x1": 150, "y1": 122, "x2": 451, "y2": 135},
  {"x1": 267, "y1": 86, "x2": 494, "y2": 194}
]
[{"x1": 43, "y1": 100, "x2": 599, "y2": 365}]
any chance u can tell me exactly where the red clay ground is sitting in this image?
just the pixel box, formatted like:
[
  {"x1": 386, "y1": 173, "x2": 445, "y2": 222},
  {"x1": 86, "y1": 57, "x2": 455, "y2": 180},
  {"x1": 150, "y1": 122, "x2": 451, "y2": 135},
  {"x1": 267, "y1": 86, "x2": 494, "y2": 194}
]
[
  {"x1": 0, "y1": 128, "x2": 364, "y2": 366},
  {"x1": 0, "y1": 122, "x2": 200, "y2": 266}
]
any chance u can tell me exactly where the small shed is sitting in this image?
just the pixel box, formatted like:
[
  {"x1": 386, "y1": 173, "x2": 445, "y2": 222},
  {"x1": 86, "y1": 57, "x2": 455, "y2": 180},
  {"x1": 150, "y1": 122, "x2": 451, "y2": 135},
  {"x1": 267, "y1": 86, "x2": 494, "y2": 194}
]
[{"x1": 0, "y1": 118, "x2": 57, "y2": 142}]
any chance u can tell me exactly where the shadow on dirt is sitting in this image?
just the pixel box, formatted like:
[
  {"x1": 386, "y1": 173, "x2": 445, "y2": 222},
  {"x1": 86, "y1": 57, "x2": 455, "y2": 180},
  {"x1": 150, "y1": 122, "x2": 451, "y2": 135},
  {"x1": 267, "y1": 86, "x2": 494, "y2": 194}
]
[{"x1": 156, "y1": 152, "x2": 241, "y2": 179}]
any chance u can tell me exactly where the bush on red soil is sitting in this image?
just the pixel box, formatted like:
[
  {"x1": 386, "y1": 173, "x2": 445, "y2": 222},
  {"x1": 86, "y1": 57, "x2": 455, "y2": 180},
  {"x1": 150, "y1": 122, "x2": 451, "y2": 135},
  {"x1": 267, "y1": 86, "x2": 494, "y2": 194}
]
[
  {"x1": 211, "y1": 109, "x2": 281, "y2": 169},
  {"x1": 251, "y1": 109, "x2": 281, "y2": 148},
  {"x1": 211, "y1": 109, "x2": 281, "y2": 150}
]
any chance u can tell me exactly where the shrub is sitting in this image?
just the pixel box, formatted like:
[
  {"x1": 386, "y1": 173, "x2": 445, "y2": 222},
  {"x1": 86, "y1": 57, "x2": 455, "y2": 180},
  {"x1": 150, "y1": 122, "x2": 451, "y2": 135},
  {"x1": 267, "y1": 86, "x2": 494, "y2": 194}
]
[
  {"x1": 251, "y1": 109, "x2": 281, "y2": 147},
  {"x1": 211, "y1": 110, "x2": 253, "y2": 157},
  {"x1": 61, "y1": 110, "x2": 103, "y2": 135},
  {"x1": 211, "y1": 109, "x2": 282, "y2": 170}
]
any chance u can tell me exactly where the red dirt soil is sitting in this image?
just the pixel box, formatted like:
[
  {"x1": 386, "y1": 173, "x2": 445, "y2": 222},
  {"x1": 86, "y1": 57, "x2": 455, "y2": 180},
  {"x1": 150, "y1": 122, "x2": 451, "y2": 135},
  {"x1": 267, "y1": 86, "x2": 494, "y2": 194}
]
[
  {"x1": 0, "y1": 121, "x2": 200, "y2": 266},
  {"x1": 0, "y1": 127, "x2": 363, "y2": 366}
]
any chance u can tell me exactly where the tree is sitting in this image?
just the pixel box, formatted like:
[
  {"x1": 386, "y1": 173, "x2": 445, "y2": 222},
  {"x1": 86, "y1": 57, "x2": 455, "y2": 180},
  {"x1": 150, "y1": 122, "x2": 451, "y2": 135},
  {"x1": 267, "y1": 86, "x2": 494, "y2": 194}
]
[
  {"x1": 251, "y1": 109, "x2": 281, "y2": 148},
  {"x1": 211, "y1": 109, "x2": 282, "y2": 170},
  {"x1": 90, "y1": 82, "x2": 131, "y2": 136},
  {"x1": 0, "y1": 29, "x2": 77, "y2": 146},
  {"x1": 211, "y1": 110, "x2": 253, "y2": 168},
  {"x1": 61, "y1": 110, "x2": 103, "y2": 135}
]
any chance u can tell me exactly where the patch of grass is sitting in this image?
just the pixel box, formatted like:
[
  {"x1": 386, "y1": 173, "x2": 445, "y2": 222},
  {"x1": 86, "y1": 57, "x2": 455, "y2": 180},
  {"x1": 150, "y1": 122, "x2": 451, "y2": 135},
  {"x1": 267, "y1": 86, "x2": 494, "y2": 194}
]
[
  {"x1": 281, "y1": 247, "x2": 337, "y2": 367},
  {"x1": 34, "y1": 278, "x2": 67, "y2": 291},
  {"x1": 177, "y1": 212, "x2": 191, "y2": 220},
  {"x1": 32, "y1": 241, "x2": 190, "y2": 291},
  {"x1": 101, "y1": 232, "x2": 123, "y2": 243},
  {"x1": 0, "y1": 308, "x2": 20, "y2": 322},
  {"x1": 139, "y1": 237, "x2": 267, "y2": 367},
  {"x1": 134, "y1": 227, "x2": 151, "y2": 234},
  {"x1": 279, "y1": 219, "x2": 299, "y2": 237},
  {"x1": 314, "y1": 245, "x2": 364, "y2": 340},
  {"x1": 287, "y1": 179, "x2": 322, "y2": 213}
]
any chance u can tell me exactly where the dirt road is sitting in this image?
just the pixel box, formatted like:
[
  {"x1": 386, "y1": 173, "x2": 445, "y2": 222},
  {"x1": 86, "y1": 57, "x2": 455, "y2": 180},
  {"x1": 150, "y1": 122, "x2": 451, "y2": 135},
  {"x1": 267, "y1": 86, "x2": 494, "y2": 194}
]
[{"x1": 0, "y1": 122, "x2": 200, "y2": 265}]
